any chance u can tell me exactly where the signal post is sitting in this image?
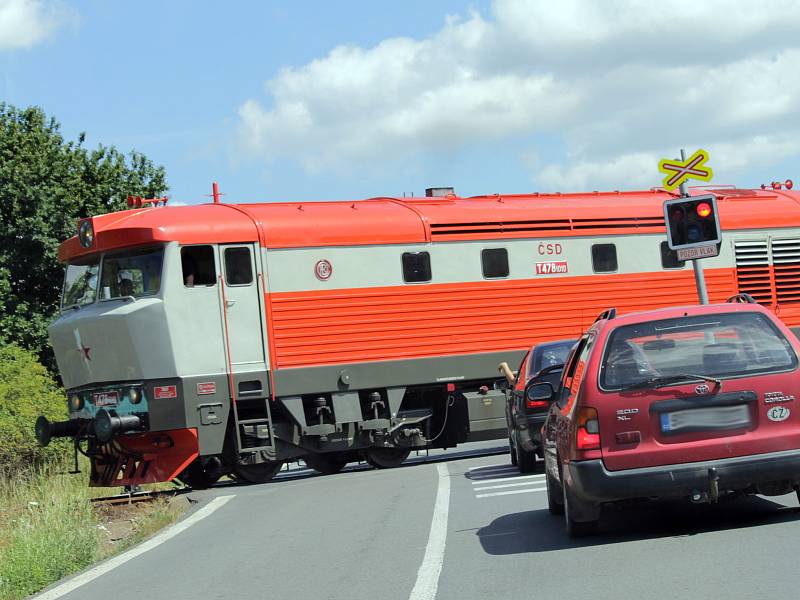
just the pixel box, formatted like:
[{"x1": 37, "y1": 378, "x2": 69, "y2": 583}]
[{"x1": 660, "y1": 148, "x2": 720, "y2": 305}]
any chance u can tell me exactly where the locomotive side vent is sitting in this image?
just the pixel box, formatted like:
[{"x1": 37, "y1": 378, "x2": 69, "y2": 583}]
[
  {"x1": 734, "y1": 240, "x2": 773, "y2": 305},
  {"x1": 429, "y1": 216, "x2": 664, "y2": 240},
  {"x1": 771, "y1": 238, "x2": 800, "y2": 304}
]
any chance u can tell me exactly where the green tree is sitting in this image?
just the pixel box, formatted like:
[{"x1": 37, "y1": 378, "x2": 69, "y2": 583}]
[{"x1": 0, "y1": 104, "x2": 167, "y2": 368}]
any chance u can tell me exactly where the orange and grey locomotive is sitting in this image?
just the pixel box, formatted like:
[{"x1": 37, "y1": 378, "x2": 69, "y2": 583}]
[{"x1": 35, "y1": 184, "x2": 800, "y2": 487}]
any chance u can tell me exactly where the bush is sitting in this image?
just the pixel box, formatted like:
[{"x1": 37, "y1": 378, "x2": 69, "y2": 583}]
[
  {"x1": 0, "y1": 462, "x2": 98, "y2": 600},
  {"x1": 0, "y1": 344, "x2": 68, "y2": 471}
]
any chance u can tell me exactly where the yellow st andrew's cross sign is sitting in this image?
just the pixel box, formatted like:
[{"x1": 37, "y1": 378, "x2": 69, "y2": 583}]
[{"x1": 658, "y1": 148, "x2": 713, "y2": 191}]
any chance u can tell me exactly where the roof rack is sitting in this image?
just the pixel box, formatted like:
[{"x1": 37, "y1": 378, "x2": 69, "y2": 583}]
[
  {"x1": 594, "y1": 308, "x2": 617, "y2": 322},
  {"x1": 726, "y1": 293, "x2": 758, "y2": 304}
]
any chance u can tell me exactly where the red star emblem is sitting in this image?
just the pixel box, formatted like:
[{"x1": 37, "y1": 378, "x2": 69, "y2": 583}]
[{"x1": 78, "y1": 345, "x2": 91, "y2": 361}]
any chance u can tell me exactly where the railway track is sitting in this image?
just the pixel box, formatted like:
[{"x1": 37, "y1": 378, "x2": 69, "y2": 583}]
[{"x1": 91, "y1": 487, "x2": 190, "y2": 507}]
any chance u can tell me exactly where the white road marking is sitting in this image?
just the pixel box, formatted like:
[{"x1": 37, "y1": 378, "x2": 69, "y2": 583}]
[
  {"x1": 33, "y1": 494, "x2": 236, "y2": 600},
  {"x1": 473, "y1": 480, "x2": 547, "y2": 491},
  {"x1": 467, "y1": 463, "x2": 515, "y2": 473},
  {"x1": 409, "y1": 463, "x2": 450, "y2": 600},
  {"x1": 476, "y1": 486, "x2": 547, "y2": 498},
  {"x1": 470, "y1": 473, "x2": 545, "y2": 484}
]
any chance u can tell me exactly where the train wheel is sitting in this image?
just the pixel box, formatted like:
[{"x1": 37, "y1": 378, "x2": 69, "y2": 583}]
[
  {"x1": 176, "y1": 458, "x2": 222, "y2": 490},
  {"x1": 304, "y1": 453, "x2": 350, "y2": 475},
  {"x1": 234, "y1": 460, "x2": 283, "y2": 484},
  {"x1": 365, "y1": 448, "x2": 411, "y2": 469}
]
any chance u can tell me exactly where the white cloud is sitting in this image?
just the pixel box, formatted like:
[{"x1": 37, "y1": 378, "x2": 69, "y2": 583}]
[
  {"x1": 235, "y1": 0, "x2": 800, "y2": 189},
  {"x1": 0, "y1": 0, "x2": 70, "y2": 50}
]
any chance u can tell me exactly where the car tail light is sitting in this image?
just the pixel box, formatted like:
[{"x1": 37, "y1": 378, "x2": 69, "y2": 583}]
[
  {"x1": 526, "y1": 399, "x2": 548, "y2": 410},
  {"x1": 576, "y1": 407, "x2": 600, "y2": 451}
]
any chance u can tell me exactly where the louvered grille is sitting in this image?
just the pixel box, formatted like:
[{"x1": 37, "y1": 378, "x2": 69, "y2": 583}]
[
  {"x1": 734, "y1": 240, "x2": 773, "y2": 304},
  {"x1": 771, "y1": 238, "x2": 800, "y2": 304},
  {"x1": 429, "y1": 216, "x2": 665, "y2": 240}
]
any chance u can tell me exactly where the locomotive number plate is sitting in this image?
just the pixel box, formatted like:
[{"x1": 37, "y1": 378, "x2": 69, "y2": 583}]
[{"x1": 93, "y1": 391, "x2": 119, "y2": 407}]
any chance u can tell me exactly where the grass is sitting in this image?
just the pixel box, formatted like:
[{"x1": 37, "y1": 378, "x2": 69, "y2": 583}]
[{"x1": 0, "y1": 459, "x2": 187, "y2": 600}]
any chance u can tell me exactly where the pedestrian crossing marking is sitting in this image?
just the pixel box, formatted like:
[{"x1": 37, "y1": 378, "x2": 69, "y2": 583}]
[
  {"x1": 475, "y1": 486, "x2": 547, "y2": 499},
  {"x1": 470, "y1": 473, "x2": 545, "y2": 484},
  {"x1": 473, "y1": 479, "x2": 546, "y2": 491}
]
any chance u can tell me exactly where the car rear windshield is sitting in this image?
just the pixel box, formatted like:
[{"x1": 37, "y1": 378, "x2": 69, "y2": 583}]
[
  {"x1": 530, "y1": 340, "x2": 575, "y2": 374},
  {"x1": 62, "y1": 258, "x2": 100, "y2": 308},
  {"x1": 600, "y1": 312, "x2": 798, "y2": 390},
  {"x1": 100, "y1": 247, "x2": 164, "y2": 299}
]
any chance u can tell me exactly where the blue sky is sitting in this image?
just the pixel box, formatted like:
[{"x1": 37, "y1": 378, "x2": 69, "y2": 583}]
[{"x1": 2, "y1": 0, "x2": 799, "y2": 204}]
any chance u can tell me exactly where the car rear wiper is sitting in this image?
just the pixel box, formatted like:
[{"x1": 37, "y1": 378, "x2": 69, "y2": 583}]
[{"x1": 618, "y1": 373, "x2": 722, "y2": 392}]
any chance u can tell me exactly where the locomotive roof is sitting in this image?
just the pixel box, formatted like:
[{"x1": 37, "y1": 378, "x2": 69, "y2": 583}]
[{"x1": 59, "y1": 186, "x2": 800, "y2": 261}]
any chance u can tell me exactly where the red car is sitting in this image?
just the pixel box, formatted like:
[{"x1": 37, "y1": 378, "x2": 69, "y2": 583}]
[{"x1": 535, "y1": 296, "x2": 800, "y2": 537}]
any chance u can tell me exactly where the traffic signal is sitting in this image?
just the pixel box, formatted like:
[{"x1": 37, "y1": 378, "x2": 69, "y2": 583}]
[{"x1": 663, "y1": 194, "x2": 721, "y2": 250}]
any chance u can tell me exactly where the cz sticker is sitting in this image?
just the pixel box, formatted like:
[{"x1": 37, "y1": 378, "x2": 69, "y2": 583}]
[{"x1": 767, "y1": 406, "x2": 791, "y2": 422}]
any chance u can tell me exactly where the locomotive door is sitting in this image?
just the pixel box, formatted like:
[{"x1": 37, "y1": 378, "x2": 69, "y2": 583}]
[{"x1": 218, "y1": 244, "x2": 268, "y2": 381}]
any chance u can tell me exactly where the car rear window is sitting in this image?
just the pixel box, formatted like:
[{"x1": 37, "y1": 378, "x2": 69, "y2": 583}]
[
  {"x1": 600, "y1": 312, "x2": 797, "y2": 390},
  {"x1": 530, "y1": 340, "x2": 575, "y2": 374}
]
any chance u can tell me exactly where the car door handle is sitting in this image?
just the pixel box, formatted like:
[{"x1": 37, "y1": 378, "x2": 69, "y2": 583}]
[{"x1": 225, "y1": 299, "x2": 236, "y2": 308}]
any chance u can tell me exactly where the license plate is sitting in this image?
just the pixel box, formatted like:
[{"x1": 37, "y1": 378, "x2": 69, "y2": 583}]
[
  {"x1": 93, "y1": 391, "x2": 119, "y2": 407},
  {"x1": 660, "y1": 404, "x2": 751, "y2": 434}
]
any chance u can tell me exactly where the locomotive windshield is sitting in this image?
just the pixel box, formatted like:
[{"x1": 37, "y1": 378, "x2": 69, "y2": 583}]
[
  {"x1": 99, "y1": 247, "x2": 164, "y2": 299},
  {"x1": 61, "y1": 258, "x2": 100, "y2": 308}
]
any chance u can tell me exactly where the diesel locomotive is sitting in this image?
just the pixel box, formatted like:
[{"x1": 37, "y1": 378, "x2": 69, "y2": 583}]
[{"x1": 35, "y1": 183, "x2": 800, "y2": 487}]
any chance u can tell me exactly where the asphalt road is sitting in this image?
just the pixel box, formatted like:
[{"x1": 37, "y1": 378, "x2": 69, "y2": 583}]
[{"x1": 39, "y1": 441, "x2": 800, "y2": 600}]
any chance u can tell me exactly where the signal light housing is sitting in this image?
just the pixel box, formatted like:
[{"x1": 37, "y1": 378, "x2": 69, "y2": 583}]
[{"x1": 663, "y1": 194, "x2": 721, "y2": 250}]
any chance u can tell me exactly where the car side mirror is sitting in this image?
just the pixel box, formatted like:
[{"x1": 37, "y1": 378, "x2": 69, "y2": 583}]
[
  {"x1": 525, "y1": 381, "x2": 554, "y2": 402},
  {"x1": 493, "y1": 378, "x2": 509, "y2": 391}
]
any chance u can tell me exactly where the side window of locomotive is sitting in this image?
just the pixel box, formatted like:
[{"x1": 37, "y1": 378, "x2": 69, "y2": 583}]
[
  {"x1": 482, "y1": 248, "x2": 509, "y2": 278},
  {"x1": 181, "y1": 245, "x2": 216, "y2": 287},
  {"x1": 660, "y1": 241, "x2": 685, "y2": 269},
  {"x1": 402, "y1": 252, "x2": 432, "y2": 283},
  {"x1": 591, "y1": 243, "x2": 618, "y2": 273},
  {"x1": 225, "y1": 247, "x2": 254, "y2": 286}
]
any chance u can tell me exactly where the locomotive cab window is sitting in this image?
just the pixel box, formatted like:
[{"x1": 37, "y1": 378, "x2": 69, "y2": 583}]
[
  {"x1": 100, "y1": 247, "x2": 164, "y2": 299},
  {"x1": 225, "y1": 247, "x2": 254, "y2": 285},
  {"x1": 591, "y1": 244, "x2": 618, "y2": 273},
  {"x1": 482, "y1": 248, "x2": 509, "y2": 278},
  {"x1": 660, "y1": 241, "x2": 685, "y2": 269},
  {"x1": 402, "y1": 252, "x2": 432, "y2": 283},
  {"x1": 181, "y1": 245, "x2": 216, "y2": 287},
  {"x1": 62, "y1": 257, "x2": 100, "y2": 308}
]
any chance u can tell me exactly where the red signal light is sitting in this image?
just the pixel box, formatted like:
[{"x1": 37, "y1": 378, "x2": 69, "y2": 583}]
[
  {"x1": 526, "y1": 399, "x2": 548, "y2": 410},
  {"x1": 696, "y1": 202, "x2": 712, "y2": 218}
]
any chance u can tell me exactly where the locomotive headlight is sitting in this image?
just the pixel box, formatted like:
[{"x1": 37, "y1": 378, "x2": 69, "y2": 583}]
[
  {"x1": 68, "y1": 394, "x2": 84, "y2": 412},
  {"x1": 78, "y1": 220, "x2": 94, "y2": 248},
  {"x1": 128, "y1": 388, "x2": 142, "y2": 404}
]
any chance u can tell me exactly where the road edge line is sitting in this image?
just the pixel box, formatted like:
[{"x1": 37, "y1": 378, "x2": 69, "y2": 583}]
[
  {"x1": 33, "y1": 494, "x2": 236, "y2": 600},
  {"x1": 409, "y1": 463, "x2": 450, "y2": 600}
]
